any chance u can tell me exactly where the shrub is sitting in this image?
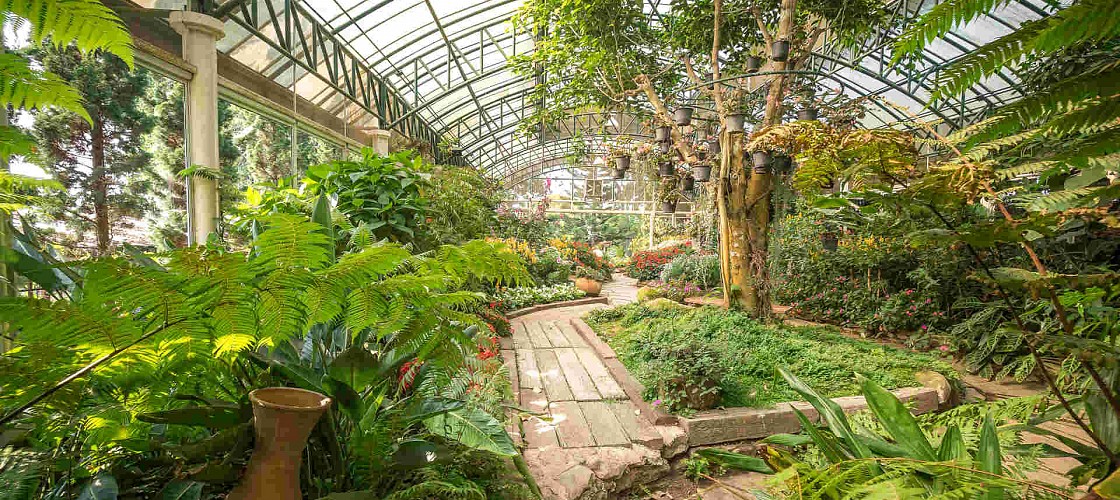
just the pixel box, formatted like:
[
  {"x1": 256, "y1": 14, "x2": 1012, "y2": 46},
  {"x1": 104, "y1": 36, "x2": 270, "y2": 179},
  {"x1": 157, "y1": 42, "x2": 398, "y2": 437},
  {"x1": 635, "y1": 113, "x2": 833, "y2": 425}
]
[
  {"x1": 626, "y1": 242, "x2": 692, "y2": 281},
  {"x1": 660, "y1": 253, "x2": 721, "y2": 290},
  {"x1": 645, "y1": 280, "x2": 704, "y2": 303}
]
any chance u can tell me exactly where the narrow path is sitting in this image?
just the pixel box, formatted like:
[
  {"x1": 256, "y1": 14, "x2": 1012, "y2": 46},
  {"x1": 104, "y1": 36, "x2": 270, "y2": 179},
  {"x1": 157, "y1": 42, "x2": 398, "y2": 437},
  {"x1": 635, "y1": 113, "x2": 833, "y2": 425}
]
[
  {"x1": 602, "y1": 273, "x2": 638, "y2": 305},
  {"x1": 501, "y1": 303, "x2": 684, "y2": 500}
]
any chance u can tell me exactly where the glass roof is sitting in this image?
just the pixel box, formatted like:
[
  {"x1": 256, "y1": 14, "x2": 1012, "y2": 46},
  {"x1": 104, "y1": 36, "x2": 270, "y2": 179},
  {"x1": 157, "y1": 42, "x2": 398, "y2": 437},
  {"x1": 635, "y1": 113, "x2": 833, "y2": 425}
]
[{"x1": 138, "y1": 0, "x2": 1054, "y2": 182}]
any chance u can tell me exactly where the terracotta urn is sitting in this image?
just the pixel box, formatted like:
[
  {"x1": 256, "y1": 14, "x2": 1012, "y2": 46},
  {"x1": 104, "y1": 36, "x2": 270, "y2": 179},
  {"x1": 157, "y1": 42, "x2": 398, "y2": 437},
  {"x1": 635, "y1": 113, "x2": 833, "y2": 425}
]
[
  {"x1": 227, "y1": 387, "x2": 332, "y2": 500},
  {"x1": 573, "y1": 277, "x2": 603, "y2": 296}
]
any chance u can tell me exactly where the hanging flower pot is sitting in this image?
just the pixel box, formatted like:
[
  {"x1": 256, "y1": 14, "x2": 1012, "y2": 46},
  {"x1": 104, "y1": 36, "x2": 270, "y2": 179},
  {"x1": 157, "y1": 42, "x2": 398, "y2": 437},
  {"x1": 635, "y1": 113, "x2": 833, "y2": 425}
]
[
  {"x1": 227, "y1": 388, "x2": 332, "y2": 500},
  {"x1": 751, "y1": 151, "x2": 772, "y2": 174},
  {"x1": 772, "y1": 155, "x2": 792, "y2": 174},
  {"x1": 655, "y1": 125, "x2": 671, "y2": 142},
  {"x1": 820, "y1": 231, "x2": 838, "y2": 251},
  {"x1": 658, "y1": 161, "x2": 675, "y2": 178},
  {"x1": 746, "y1": 56, "x2": 762, "y2": 73},
  {"x1": 692, "y1": 164, "x2": 712, "y2": 182},
  {"x1": 772, "y1": 40, "x2": 791, "y2": 62},
  {"x1": 615, "y1": 155, "x2": 631, "y2": 170},
  {"x1": 681, "y1": 175, "x2": 695, "y2": 192},
  {"x1": 727, "y1": 114, "x2": 745, "y2": 134},
  {"x1": 797, "y1": 108, "x2": 819, "y2": 121},
  {"x1": 708, "y1": 138, "x2": 721, "y2": 155},
  {"x1": 660, "y1": 201, "x2": 677, "y2": 213},
  {"x1": 674, "y1": 106, "x2": 694, "y2": 126},
  {"x1": 659, "y1": 141, "x2": 671, "y2": 154},
  {"x1": 612, "y1": 168, "x2": 627, "y2": 180}
]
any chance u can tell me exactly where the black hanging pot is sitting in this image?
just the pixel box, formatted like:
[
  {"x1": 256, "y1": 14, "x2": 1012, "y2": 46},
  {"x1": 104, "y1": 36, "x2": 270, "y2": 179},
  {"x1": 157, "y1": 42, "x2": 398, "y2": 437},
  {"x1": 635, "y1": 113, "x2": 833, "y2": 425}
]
[
  {"x1": 692, "y1": 164, "x2": 712, "y2": 182},
  {"x1": 772, "y1": 155, "x2": 792, "y2": 173},
  {"x1": 751, "y1": 151, "x2": 772, "y2": 174},
  {"x1": 821, "y1": 232, "x2": 838, "y2": 251},
  {"x1": 674, "y1": 106, "x2": 694, "y2": 127},
  {"x1": 746, "y1": 56, "x2": 762, "y2": 73},
  {"x1": 681, "y1": 175, "x2": 696, "y2": 192},
  {"x1": 615, "y1": 155, "x2": 631, "y2": 170},
  {"x1": 727, "y1": 114, "x2": 745, "y2": 134},
  {"x1": 660, "y1": 201, "x2": 677, "y2": 213},
  {"x1": 612, "y1": 168, "x2": 627, "y2": 180},
  {"x1": 659, "y1": 141, "x2": 671, "y2": 154},
  {"x1": 658, "y1": 161, "x2": 675, "y2": 178},
  {"x1": 655, "y1": 125, "x2": 671, "y2": 142},
  {"x1": 797, "y1": 108, "x2": 819, "y2": 121},
  {"x1": 708, "y1": 138, "x2": 721, "y2": 155},
  {"x1": 772, "y1": 40, "x2": 791, "y2": 62}
]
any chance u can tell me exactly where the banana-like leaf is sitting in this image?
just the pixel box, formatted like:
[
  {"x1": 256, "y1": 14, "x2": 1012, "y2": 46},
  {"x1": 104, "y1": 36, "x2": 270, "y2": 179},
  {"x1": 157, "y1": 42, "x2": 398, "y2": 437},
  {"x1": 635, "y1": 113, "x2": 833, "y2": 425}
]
[
  {"x1": 760, "y1": 433, "x2": 814, "y2": 447},
  {"x1": 978, "y1": 413, "x2": 1004, "y2": 500},
  {"x1": 424, "y1": 407, "x2": 517, "y2": 457},
  {"x1": 778, "y1": 366, "x2": 875, "y2": 461},
  {"x1": 858, "y1": 374, "x2": 937, "y2": 461},
  {"x1": 1092, "y1": 468, "x2": 1120, "y2": 499},
  {"x1": 937, "y1": 425, "x2": 968, "y2": 461},
  {"x1": 694, "y1": 448, "x2": 773, "y2": 474},
  {"x1": 792, "y1": 408, "x2": 849, "y2": 464},
  {"x1": 327, "y1": 346, "x2": 380, "y2": 390}
]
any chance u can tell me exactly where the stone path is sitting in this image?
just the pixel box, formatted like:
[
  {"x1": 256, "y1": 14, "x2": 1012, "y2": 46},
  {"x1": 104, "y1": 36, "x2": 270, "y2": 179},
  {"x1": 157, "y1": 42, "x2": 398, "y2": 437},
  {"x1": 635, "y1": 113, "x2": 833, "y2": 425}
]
[
  {"x1": 602, "y1": 273, "x2": 638, "y2": 305},
  {"x1": 501, "y1": 304, "x2": 686, "y2": 500}
]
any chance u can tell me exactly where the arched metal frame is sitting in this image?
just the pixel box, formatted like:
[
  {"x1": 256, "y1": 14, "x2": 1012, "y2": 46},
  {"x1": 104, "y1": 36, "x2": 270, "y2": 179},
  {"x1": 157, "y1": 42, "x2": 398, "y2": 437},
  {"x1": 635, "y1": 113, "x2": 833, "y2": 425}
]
[{"x1": 193, "y1": 0, "x2": 1051, "y2": 182}]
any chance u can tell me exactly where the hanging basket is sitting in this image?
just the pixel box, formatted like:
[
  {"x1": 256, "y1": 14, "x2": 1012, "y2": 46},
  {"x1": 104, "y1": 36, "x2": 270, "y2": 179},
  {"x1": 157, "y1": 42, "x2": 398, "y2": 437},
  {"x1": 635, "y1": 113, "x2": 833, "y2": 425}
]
[
  {"x1": 615, "y1": 155, "x2": 631, "y2": 170},
  {"x1": 751, "y1": 151, "x2": 772, "y2": 174},
  {"x1": 658, "y1": 161, "x2": 675, "y2": 178},
  {"x1": 707, "y1": 138, "x2": 721, "y2": 155},
  {"x1": 820, "y1": 232, "x2": 838, "y2": 252},
  {"x1": 772, "y1": 155, "x2": 793, "y2": 174},
  {"x1": 681, "y1": 176, "x2": 695, "y2": 192},
  {"x1": 692, "y1": 164, "x2": 712, "y2": 182},
  {"x1": 746, "y1": 56, "x2": 762, "y2": 73},
  {"x1": 658, "y1": 141, "x2": 672, "y2": 154},
  {"x1": 674, "y1": 106, "x2": 694, "y2": 127},
  {"x1": 660, "y1": 201, "x2": 677, "y2": 213},
  {"x1": 612, "y1": 168, "x2": 627, "y2": 180},
  {"x1": 655, "y1": 125, "x2": 671, "y2": 142},
  {"x1": 772, "y1": 40, "x2": 791, "y2": 62},
  {"x1": 727, "y1": 114, "x2": 745, "y2": 134},
  {"x1": 797, "y1": 108, "x2": 819, "y2": 121}
]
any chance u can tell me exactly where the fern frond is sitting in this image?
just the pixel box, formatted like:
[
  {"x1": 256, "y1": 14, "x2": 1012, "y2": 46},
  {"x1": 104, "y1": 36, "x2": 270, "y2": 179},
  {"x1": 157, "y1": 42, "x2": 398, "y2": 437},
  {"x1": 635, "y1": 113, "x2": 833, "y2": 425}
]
[
  {"x1": 253, "y1": 213, "x2": 333, "y2": 272},
  {"x1": 1030, "y1": 0, "x2": 1120, "y2": 54},
  {"x1": 929, "y1": 20, "x2": 1045, "y2": 103},
  {"x1": 892, "y1": 0, "x2": 1017, "y2": 63},
  {"x1": 0, "y1": 53, "x2": 89, "y2": 122},
  {"x1": 1, "y1": 0, "x2": 134, "y2": 67}
]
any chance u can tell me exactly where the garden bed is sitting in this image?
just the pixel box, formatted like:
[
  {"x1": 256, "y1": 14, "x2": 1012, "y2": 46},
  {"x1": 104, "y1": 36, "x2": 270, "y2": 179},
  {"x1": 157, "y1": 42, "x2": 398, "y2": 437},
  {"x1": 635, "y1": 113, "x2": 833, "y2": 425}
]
[{"x1": 583, "y1": 303, "x2": 959, "y2": 414}]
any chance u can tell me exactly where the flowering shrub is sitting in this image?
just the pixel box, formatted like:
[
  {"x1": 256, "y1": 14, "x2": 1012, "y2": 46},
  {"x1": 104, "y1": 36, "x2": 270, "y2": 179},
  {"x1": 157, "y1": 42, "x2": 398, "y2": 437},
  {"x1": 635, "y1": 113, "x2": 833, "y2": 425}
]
[
  {"x1": 864, "y1": 288, "x2": 948, "y2": 334},
  {"x1": 550, "y1": 238, "x2": 611, "y2": 277},
  {"x1": 488, "y1": 237, "x2": 537, "y2": 264},
  {"x1": 477, "y1": 307, "x2": 512, "y2": 337},
  {"x1": 646, "y1": 280, "x2": 704, "y2": 303},
  {"x1": 660, "y1": 253, "x2": 720, "y2": 290},
  {"x1": 626, "y1": 242, "x2": 693, "y2": 281},
  {"x1": 489, "y1": 283, "x2": 586, "y2": 312}
]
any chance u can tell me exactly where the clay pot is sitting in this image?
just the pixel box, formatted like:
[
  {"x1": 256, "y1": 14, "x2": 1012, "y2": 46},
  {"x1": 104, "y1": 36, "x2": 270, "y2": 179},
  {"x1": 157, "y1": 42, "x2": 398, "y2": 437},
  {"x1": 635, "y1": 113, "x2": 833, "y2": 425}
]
[
  {"x1": 692, "y1": 165, "x2": 712, "y2": 182},
  {"x1": 798, "y1": 108, "x2": 819, "y2": 121},
  {"x1": 227, "y1": 388, "x2": 332, "y2": 500},
  {"x1": 772, "y1": 40, "x2": 791, "y2": 62},
  {"x1": 655, "y1": 125, "x2": 671, "y2": 142},
  {"x1": 751, "y1": 151, "x2": 772, "y2": 174},
  {"x1": 573, "y1": 277, "x2": 602, "y2": 296},
  {"x1": 681, "y1": 176, "x2": 695, "y2": 192},
  {"x1": 612, "y1": 168, "x2": 627, "y2": 180},
  {"x1": 726, "y1": 114, "x2": 745, "y2": 133},
  {"x1": 707, "y1": 138, "x2": 721, "y2": 155},
  {"x1": 660, "y1": 201, "x2": 677, "y2": 213}
]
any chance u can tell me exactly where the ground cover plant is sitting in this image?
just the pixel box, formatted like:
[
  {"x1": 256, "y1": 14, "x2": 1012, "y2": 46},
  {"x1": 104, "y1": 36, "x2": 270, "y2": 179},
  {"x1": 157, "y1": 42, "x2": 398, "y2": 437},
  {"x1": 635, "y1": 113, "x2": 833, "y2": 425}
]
[{"x1": 584, "y1": 304, "x2": 957, "y2": 413}]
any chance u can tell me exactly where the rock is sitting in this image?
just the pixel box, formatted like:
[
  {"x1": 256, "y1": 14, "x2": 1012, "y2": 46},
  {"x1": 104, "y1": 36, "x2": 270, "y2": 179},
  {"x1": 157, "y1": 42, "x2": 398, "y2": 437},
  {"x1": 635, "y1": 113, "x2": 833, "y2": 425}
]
[
  {"x1": 557, "y1": 465, "x2": 594, "y2": 500},
  {"x1": 657, "y1": 425, "x2": 689, "y2": 459},
  {"x1": 916, "y1": 370, "x2": 957, "y2": 408}
]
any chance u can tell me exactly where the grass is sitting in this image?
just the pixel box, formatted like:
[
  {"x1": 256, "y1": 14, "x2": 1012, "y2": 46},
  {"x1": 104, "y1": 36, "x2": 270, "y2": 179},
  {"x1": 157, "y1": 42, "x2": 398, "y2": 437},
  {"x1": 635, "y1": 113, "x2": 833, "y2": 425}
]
[{"x1": 585, "y1": 303, "x2": 958, "y2": 412}]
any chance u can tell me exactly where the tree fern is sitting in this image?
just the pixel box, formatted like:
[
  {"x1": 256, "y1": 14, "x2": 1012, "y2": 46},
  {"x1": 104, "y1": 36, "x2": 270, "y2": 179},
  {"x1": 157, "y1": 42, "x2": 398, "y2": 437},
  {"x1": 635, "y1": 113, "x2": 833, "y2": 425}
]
[
  {"x1": 1, "y1": 0, "x2": 133, "y2": 67},
  {"x1": 0, "y1": 52, "x2": 88, "y2": 122},
  {"x1": 928, "y1": 20, "x2": 1045, "y2": 103},
  {"x1": 892, "y1": 0, "x2": 1019, "y2": 63}
]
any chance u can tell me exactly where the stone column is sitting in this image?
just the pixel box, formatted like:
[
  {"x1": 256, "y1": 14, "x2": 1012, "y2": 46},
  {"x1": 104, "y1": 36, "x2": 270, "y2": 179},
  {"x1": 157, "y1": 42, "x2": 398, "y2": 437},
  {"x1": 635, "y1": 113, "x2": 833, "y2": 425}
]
[
  {"x1": 370, "y1": 129, "x2": 391, "y2": 155},
  {"x1": 170, "y1": 11, "x2": 225, "y2": 245}
]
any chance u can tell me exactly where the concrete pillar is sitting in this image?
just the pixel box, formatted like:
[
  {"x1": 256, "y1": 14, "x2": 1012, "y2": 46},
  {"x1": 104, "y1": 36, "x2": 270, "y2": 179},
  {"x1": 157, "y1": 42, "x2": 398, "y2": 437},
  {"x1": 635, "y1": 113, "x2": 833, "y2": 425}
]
[
  {"x1": 170, "y1": 11, "x2": 225, "y2": 245},
  {"x1": 370, "y1": 129, "x2": 391, "y2": 155}
]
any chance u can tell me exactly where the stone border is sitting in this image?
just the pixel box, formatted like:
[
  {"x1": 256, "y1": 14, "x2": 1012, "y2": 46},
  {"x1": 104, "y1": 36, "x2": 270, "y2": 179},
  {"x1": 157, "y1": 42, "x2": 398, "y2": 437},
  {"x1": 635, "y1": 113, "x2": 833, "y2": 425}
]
[
  {"x1": 570, "y1": 317, "x2": 679, "y2": 426},
  {"x1": 505, "y1": 296, "x2": 609, "y2": 319},
  {"x1": 571, "y1": 316, "x2": 958, "y2": 447}
]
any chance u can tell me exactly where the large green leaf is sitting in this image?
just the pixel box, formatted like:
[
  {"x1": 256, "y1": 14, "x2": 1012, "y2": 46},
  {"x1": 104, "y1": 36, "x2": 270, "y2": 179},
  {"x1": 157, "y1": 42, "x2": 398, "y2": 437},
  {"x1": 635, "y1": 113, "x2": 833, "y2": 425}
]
[
  {"x1": 978, "y1": 413, "x2": 1004, "y2": 500},
  {"x1": 792, "y1": 408, "x2": 849, "y2": 464},
  {"x1": 858, "y1": 374, "x2": 937, "y2": 461},
  {"x1": 937, "y1": 425, "x2": 968, "y2": 461},
  {"x1": 137, "y1": 406, "x2": 245, "y2": 429},
  {"x1": 778, "y1": 366, "x2": 874, "y2": 461},
  {"x1": 694, "y1": 448, "x2": 773, "y2": 474},
  {"x1": 327, "y1": 346, "x2": 380, "y2": 390},
  {"x1": 424, "y1": 407, "x2": 517, "y2": 457}
]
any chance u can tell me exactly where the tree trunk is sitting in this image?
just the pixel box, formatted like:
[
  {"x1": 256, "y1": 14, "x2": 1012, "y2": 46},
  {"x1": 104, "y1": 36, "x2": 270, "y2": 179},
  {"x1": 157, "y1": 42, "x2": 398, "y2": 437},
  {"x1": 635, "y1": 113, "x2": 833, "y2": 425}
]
[{"x1": 91, "y1": 116, "x2": 110, "y2": 256}]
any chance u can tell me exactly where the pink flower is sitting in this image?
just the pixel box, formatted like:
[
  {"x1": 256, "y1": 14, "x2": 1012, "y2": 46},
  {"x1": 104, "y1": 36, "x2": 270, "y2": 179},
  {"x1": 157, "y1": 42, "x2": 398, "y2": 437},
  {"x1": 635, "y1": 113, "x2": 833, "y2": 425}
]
[
  {"x1": 939, "y1": 345, "x2": 950, "y2": 352},
  {"x1": 920, "y1": 324, "x2": 928, "y2": 330}
]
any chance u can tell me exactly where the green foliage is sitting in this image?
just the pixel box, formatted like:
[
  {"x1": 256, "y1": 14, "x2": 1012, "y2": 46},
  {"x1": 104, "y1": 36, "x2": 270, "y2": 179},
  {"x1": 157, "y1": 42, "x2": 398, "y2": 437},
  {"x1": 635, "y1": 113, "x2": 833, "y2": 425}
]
[
  {"x1": 418, "y1": 165, "x2": 503, "y2": 249},
  {"x1": 585, "y1": 304, "x2": 957, "y2": 410},
  {"x1": 659, "y1": 252, "x2": 720, "y2": 290},
  {"x1": 489, "y1": 283, "x2": 586, "y2": 312}
]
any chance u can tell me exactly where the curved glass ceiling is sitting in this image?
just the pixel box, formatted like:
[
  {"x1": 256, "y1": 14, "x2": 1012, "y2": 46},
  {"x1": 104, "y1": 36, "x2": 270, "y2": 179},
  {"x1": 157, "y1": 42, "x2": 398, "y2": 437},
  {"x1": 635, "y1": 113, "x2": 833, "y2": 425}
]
[{"x1": 136, "y1": 0, "x2": 1053, "y2": 182}]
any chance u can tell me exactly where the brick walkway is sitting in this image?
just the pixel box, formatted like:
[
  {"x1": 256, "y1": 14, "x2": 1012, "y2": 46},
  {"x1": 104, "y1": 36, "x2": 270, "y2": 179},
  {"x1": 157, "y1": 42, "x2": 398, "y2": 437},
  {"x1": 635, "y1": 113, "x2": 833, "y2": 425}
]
[
  {"x1": 500, "y1": 304, "x2": 685, "y2": 499},
  {"x1": 602, "y1": 273, "x2": 638, "y2": 305}
]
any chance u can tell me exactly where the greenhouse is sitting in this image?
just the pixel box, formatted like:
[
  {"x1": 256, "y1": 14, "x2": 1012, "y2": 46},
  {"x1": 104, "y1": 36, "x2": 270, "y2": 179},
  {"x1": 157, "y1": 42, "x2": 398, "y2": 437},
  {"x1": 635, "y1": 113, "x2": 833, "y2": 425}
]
[{"x1": 0, "y1": 0, "x2": 1117, "y2": 498}]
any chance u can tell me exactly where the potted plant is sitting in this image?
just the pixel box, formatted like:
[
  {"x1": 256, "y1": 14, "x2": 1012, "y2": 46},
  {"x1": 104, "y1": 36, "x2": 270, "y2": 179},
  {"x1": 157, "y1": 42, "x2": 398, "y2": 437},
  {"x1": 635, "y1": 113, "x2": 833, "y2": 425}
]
[
  {"x1": 612, "y1": 167, "x2": 627, "y2": 180},
  {"x1": 655, "y1": 125, "x2": 671, "y2": 142},
  {"x1": 573, "y1": 265, "x2": 605, "y2": 296},
  {"x1": 707, "y1": 135, "x2": 721, "y2": 154},
  {"x1": 745, "y1": 51, "x2": 763, "y2": 73},
  {"x1": 681, "y1": 174, "x2": 695, "y2": 192},
  {"x1": 657, "y1": 180, "x2": 680, "y2": 213},
  {"x1": 726, "y1": 114, "x2": 745, "y2": 133},
  {"x1": 797, "y1": 108, "x2": 819, "y2": 121},
  {"x1": 692, "y1": 162, "x2": 712, "y2": 182},
  {"x1": 772, "y1": 154, "x2": 793, "y2": 174},
  {"x1": 751, "y1": 150, "x2": 772, "y2": 174},
  {"x1": 674, "y1": 106, "x2": 694, "y2": 126},
  {"x1": 658, "y1": 160, "x2": 675, "y2": 177},
  {"x1": 772, "y1": 39, "x2": 791, "y2": 62}
]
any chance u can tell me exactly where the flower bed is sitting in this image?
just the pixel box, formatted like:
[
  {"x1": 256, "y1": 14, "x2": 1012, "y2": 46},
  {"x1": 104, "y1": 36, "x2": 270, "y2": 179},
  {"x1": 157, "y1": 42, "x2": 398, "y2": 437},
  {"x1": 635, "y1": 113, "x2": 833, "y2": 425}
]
[
  {"x1": 584, "y1": 303, "x2": 957, "y2": 414},
  {"x1": 489, "y1": 283, "x2": 586, "y2": 313},
  {"x1": 625, "y1": 242, "x2": 693, "y2": 281}
]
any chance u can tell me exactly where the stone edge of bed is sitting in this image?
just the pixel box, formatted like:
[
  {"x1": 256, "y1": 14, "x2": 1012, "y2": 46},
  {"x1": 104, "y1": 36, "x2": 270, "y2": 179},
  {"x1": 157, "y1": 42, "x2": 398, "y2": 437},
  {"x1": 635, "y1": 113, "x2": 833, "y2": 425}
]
[{"x1": 505, "y1": 296, "x2": 610, "y2": 319}]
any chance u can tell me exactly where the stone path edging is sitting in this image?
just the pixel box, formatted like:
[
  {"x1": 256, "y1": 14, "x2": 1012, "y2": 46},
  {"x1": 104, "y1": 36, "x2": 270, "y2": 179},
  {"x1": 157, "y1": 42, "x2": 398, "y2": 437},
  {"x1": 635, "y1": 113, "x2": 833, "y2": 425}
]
[{"x1": 506, "y1": 296, "x2": 610, "y2": 319}]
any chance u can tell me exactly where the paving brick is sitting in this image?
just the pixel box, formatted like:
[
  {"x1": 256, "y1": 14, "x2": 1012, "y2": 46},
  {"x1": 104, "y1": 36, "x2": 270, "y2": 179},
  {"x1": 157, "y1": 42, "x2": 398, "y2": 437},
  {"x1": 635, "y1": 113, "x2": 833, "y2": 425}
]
[
  {"x1": 555, "y1": 348, "x2": 601, "y2": 401},
  {"x1": 511, "y1": 322, "x2": 532, "y2": 349},
  {"x1": 536, "y1": 349, "x2": 575, "y2": 401},
  {"x1": 575, "y1": 348, "x2": 626, "y2": 400},
  {"x1": 516, "y1": 349, "x2": 542, "y2": 390},
  {"x1": 525, "y1": 321, "x2": 553, "y2": 348},
  {"x1": 502, "y1": 349, "x2": 518, "y2": 401},
  {"x1": 541, "y1": 321, "x2": 571, "y2": 347},
  {"x1": 555, "y1": 320, "x2": 589, "y2": 348},
  {"x1": 551, "y1": 401, "x2": 595, "y2": 448},
  {"x1": 579, "y1": 401, "x2": 630, "y2": 446},
  {"x1": 606, "y1": 401, "x2": 664, "y2": 449}
]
